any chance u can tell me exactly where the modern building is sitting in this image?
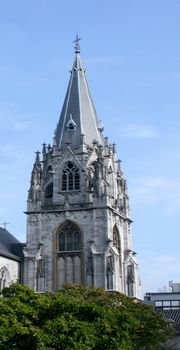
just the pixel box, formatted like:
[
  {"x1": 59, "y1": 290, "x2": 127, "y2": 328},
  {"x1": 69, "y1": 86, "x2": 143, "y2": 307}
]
[{"x1": 144, "y1": 282, "x2": 180, "y2": 334}]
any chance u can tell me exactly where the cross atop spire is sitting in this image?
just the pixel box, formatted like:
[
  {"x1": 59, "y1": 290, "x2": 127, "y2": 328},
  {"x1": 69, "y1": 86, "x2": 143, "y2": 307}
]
[{"x1": 73, "y1": 34, "x2": 82, "y2": 54}]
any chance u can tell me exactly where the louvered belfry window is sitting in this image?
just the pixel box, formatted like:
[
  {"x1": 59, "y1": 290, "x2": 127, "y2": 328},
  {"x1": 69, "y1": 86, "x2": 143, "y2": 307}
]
[{"x1": 62, "y1": 162, "x2": 80, "y2": 191}]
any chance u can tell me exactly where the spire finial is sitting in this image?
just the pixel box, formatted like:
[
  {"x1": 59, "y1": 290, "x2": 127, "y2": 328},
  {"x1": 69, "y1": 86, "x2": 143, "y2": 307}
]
[{"x1": 73, "y1": 34, "x2": 82, "y2": 54}]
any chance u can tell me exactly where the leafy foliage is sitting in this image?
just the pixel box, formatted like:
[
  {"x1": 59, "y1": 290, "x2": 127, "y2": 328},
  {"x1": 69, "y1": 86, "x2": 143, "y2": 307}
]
[{"x1": 0, "y1": 284, "x2": 173, "y2": 349}]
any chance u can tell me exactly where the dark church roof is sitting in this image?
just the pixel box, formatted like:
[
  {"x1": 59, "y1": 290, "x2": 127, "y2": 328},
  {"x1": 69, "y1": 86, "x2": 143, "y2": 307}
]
[{"x1": 0, "y1": 227, "x2": 24, "y2": 261}]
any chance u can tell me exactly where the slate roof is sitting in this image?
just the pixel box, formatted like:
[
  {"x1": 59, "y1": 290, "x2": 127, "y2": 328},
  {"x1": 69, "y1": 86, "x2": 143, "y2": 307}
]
[
  {"x1": 0, "y1": 227, "x2": 24, "y2": 261},
  {"x1": 157, "y1": 309, "x2": 180, "y2": 334},
  {"x1": 55, "y1": 50, "x2": 104, "y2": 149}
]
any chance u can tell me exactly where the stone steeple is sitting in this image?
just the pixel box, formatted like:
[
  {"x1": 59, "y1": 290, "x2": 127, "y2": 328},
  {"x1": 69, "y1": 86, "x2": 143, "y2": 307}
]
[
  {"x1": 23, "y1": 38, "x2": 141, "y2": 298},
  {"x1": 54, "y1": 39, "x2": 104, "y2": 149}
]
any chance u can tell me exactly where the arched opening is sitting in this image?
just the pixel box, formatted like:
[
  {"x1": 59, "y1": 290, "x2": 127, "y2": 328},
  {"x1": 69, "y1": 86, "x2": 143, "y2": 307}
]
[
  {"x1": 113, "y1": 225, "x2": 121, "y2": 254},
  {"x1": 56, "y1": 221, "x2": 82, "y2": 289},
  {"x1": 62, "y1": 162, "x2": 80, "y2": 191},
  {"x1": 0, "y1": 267, "x2": 11, "y2": 291}
]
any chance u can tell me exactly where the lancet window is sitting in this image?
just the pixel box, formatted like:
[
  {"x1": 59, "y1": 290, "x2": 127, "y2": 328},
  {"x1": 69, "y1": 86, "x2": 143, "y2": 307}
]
[
  {"x1": 62, "y1": 162, "x2": 80, "y2": 191},
  {"x1": 113, "y1": 225, "x2": 121, "y2": 254},
  {"x1": 45, "y1": 166, "x2": 53, "y2": 198}
]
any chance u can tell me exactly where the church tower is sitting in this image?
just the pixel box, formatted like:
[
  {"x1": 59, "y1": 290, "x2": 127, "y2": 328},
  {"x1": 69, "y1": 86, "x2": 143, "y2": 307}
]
[{"x1": 23, "y1": 37, "x2": 140, "y2": 298}]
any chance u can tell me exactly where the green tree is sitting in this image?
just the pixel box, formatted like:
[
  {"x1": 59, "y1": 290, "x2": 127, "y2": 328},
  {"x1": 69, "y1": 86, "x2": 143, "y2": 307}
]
[{"x1": 0, "y1": 283, "x2": 173, "y2": 350}]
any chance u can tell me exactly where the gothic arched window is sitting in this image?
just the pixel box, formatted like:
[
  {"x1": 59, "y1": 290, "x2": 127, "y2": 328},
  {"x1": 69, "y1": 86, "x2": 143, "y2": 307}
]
[
  {"x1": 56, "y1": 221, "x2": 82, "y2": 289},
  {"x1": 59, "y1": 221, "x2": 81, "y2": 252},
  {"x1": 62, "y1": 162, "x2": 80, "y2": 191}
]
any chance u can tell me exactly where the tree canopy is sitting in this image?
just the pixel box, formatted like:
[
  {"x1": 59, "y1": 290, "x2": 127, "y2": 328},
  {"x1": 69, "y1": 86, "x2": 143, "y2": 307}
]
[{"x1": 0, "y1": 283, "x2": 173, "y2": 350}]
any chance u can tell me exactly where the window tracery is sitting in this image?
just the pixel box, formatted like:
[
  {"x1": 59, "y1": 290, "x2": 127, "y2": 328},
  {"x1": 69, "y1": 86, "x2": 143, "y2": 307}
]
[
  {"x1": 62, "y1": 162, "x2": 80, "y2": 191},
  {"x1": 59, "y1": 221, "x2": 81, "y2": 252}
]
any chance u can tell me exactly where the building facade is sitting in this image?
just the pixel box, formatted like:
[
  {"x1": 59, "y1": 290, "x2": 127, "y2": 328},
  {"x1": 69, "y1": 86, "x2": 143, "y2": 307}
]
[
  {"x1": 23, "y1": 39, "x2": 140, "y2": 297},
  {"x1": 144, "y1": 288, "x2": 180, "y2": 334},
  {"x1": 0, "y1": 227, "x2": 23, "y2": 291}
]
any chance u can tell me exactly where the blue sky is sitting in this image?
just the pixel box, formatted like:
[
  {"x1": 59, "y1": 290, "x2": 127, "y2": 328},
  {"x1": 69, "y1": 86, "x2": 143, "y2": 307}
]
[{"x1": 0, "y1": 0, "x2": 180, "y2": 296}]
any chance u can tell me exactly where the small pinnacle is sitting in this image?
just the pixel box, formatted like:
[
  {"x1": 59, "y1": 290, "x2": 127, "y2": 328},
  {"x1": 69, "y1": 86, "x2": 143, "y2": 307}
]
[
  {"x1": 42, "y1": 143, "x2": 46, "y2": 153},
  {"x1": 35, "y1": 151, "x2": 40, "y2": 164}
]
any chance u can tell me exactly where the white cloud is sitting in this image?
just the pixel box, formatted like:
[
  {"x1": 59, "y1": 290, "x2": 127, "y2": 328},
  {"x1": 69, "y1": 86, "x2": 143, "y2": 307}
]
[
  {"x1": 119, "y1": 123, "x2": 158, "y2": 139},
  {"x1": 130, "y1": 176, "x2": 180, "y2": 215}
]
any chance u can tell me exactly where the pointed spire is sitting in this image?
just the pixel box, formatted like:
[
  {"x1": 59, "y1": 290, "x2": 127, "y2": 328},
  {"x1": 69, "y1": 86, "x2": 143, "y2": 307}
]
[{"x1": 54, "y1": 38, "x2": 104, "y2": 150}]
